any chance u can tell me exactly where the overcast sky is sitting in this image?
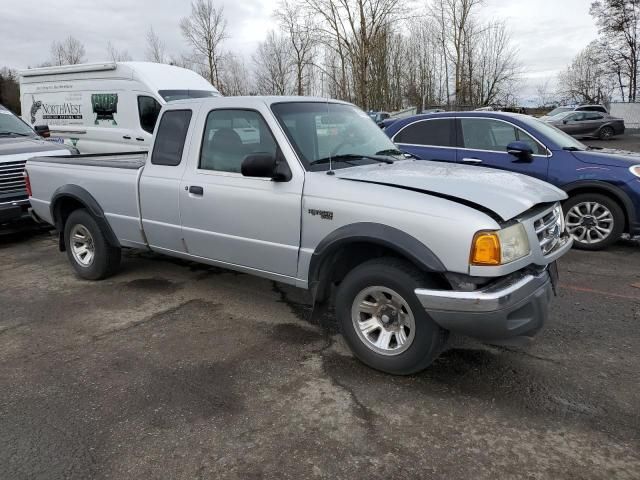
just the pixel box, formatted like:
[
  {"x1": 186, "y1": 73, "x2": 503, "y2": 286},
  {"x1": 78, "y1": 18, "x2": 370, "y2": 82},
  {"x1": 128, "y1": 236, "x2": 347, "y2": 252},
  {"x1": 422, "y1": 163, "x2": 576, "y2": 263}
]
[{"x1": 0, "y1": 0, "x2": 597, "y2": 100}]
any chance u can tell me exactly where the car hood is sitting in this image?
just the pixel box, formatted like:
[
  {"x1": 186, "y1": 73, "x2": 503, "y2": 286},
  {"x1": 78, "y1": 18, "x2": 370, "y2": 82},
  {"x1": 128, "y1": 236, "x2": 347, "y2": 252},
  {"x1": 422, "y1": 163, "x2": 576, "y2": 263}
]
[
  {"x1": 571, "y1": 149, "x2": 640, "y2": 167},
  {"x1": 334, "y1": 160, "x2": 567, "y2": 221},
  {"x1": 0, "y1": 136, "x2": 70, "y2": 158}
]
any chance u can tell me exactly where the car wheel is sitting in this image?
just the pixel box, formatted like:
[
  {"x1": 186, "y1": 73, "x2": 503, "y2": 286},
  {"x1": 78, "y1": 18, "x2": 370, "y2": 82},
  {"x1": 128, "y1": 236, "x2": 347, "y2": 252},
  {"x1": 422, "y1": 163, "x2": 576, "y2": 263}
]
[
  {"x1": 599, "y1": 126, "x2": 614, "y2": 140},
  {"x1": 564, "y1": 193, "x2": 624, "y2": 250},
  {"x1": 335, "y1": 257, "x2": 448, "y2": 375},
  {"x1": 64, "y1": 209, "x2": 121, "y2": 280}
]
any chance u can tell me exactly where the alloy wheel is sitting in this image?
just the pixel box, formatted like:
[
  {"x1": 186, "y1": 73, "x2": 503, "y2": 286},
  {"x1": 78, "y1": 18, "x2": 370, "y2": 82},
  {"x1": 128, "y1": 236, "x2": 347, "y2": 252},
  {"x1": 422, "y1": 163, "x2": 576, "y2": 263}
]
[{"x1": 565, "y1": 201, "x2": 614, "y2": 245}]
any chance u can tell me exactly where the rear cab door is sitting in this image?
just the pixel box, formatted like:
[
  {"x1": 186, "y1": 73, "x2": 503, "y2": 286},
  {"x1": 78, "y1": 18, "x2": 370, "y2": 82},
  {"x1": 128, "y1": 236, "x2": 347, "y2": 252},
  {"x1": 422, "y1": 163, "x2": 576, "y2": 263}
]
[
  {"x1": 456, "y1": 116, "x2": 550, "y2": 181},
  {"x1": 391, "y1": 117, "x2": 457, "y2": 162}
]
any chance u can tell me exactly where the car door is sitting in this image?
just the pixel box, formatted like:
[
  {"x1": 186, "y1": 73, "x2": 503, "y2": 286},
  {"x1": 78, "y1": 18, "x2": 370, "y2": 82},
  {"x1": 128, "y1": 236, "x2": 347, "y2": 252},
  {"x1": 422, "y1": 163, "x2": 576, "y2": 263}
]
[
  {"x1": 391, "y1": 118, "x2": 457, "y2": 162},
  {"x1": 179, "y1": 106, "x2": 303, "y2": 278},
  {"x1": 561, "y1": 112, "x2": 587, "y2": 136},
  {"x1": 456, "y1": 117, "x2": 550, "y2": 181},
  {"x1": 139, "y1": 108, "x2": 195, "y2": 253},
  {"x1": 580, "y1": 112, "x2": 606, "y2": 136}
]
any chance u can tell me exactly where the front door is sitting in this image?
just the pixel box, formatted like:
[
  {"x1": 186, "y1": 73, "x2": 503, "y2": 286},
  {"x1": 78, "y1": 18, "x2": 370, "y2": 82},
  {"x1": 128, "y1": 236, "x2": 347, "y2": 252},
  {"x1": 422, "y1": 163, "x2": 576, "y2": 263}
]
[
  {"x1": 179, "y1": 108, "x2": 303, "y2": 278},
  {"x1": 456, "y1": 117, "x2": 550, "y2": 181}
]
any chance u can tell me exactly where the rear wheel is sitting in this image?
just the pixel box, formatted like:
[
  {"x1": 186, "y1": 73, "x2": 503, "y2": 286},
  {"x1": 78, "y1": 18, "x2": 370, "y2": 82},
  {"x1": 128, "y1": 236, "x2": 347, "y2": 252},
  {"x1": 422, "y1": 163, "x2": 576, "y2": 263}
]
[
  {"x1": 599, "y1": 126, "x2": 614, "y2": 140},
  {"x1": 335, "y1": 258, "x2": 448, "y2": 375},
  {"x1": 564, "y1": 193, "x2": 624, "y2": 250},
  {"x1": 64, "y1": 209, "x2": 121, "y2": 280}
]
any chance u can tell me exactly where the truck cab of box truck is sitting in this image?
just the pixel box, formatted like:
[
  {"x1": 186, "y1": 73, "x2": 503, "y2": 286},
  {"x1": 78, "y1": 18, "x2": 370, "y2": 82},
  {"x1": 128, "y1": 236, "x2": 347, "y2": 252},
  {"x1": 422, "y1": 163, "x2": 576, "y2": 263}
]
[{"x1": 19, "y1": 62, "x2": 220, "y2": 154}]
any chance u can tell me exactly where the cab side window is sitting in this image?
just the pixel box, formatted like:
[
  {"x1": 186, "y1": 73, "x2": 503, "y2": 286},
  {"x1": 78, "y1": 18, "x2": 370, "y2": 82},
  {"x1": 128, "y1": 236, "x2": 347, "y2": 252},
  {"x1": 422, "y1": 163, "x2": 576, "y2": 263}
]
[
  {"x1": 138, "y1": 96, "x2": 162, "y2": 134},
  {"x1": 200, "y1": 109, "x2": 277, "y2": 173},
  {"x1": 151, "y1": 110, "x2": 192, "y2": 166}
]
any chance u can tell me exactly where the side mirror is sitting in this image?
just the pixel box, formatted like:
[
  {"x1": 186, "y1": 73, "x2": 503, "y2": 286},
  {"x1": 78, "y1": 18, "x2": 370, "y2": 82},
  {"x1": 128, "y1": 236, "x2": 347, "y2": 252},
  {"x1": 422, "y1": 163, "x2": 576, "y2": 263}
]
[
  {"x1": 34, "y1": 125, "x2": 50, "y2": 138},
  {"x1": 241, "y1": 152, "x2": 291, "y2": 182},
  {"x1": 506, "y1": 141, "x2": 534, "y2": 163},
  {"x1": 563, "y1": 119, "x2": 569, "y2": 124}
]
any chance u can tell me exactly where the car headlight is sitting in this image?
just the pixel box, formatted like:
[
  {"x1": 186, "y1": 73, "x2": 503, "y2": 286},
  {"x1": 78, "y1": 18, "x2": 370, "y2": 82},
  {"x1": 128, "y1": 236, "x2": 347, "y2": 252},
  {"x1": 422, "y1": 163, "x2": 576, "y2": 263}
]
[
  {"x1": 470, "y1": 223, "x2": 530, "y2": 266},
  {"x1": 629, "y1": 165, "x2": 640, "y2": 177}
]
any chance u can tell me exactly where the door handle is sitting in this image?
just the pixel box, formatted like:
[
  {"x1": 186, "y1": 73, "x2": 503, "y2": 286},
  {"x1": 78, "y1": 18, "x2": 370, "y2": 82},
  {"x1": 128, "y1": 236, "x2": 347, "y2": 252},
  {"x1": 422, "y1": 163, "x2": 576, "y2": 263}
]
[
  {"x1": 188, "y1": 185, "x2": 204, "y2": 195},
  {"x1": 123, "y1": 135, "x2": 131, "y2": 140},
  {"x1": 462, "y1": 157, "x2": 482, "y2": 164},
  {"x1": 136, "y1": 137, "x2": 145, "y2": 141}
]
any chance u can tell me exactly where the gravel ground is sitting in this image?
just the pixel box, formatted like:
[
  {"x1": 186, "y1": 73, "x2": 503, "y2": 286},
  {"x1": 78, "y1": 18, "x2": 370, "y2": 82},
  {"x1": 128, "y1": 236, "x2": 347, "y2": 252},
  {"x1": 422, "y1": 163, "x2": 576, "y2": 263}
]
[{"x1": 1, "y1": 230, "x2": 639, "y2": 480}]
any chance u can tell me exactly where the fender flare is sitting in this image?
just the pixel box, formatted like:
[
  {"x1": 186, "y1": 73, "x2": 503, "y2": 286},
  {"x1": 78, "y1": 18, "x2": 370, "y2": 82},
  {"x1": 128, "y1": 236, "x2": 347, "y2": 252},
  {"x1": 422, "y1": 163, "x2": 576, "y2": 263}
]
[
  {"x1": 308, "y1": 222, "x2": 446, "y2": 296},
  {"x1": 50, "y1": 185, "x2": 120, "y2": 250},
  {"x1": 561, "y1": 180, "x2": 636, "y2": 227}
]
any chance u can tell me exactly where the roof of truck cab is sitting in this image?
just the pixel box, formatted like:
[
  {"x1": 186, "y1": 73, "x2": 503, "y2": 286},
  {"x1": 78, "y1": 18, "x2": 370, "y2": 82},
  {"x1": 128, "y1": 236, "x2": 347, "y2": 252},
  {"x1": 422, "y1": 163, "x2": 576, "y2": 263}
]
[{"x1": 166, "y1": 96, "x2": 353, "y2": 107}]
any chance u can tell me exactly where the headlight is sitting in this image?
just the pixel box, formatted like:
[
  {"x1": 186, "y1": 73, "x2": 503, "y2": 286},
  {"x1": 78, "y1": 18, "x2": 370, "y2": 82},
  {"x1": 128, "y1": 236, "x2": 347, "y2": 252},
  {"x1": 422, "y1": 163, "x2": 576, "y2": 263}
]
[
  {"x1": 470, "y1": 223, "x2": 530, "y2": 266},
  {"x1": 629, "y1": 165, "x2": 640, "y2": 177}
]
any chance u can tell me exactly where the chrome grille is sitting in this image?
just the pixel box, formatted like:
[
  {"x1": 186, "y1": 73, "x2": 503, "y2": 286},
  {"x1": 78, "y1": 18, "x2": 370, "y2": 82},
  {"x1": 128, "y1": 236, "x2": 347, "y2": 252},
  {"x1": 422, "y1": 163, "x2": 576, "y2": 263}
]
[
  {"x1": 0, "y1": 160, "x2": 27, "y2": 199},
  {"x1": 534, "y1": 205, "x2": 563, "y2": 255}
]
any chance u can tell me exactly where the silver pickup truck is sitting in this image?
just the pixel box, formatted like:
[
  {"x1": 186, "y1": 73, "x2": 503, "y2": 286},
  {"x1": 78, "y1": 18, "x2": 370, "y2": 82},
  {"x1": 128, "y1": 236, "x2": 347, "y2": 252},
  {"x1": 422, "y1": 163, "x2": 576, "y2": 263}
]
[{"x1": 26, "y1": 96, "x2": 572, "y2": 374}]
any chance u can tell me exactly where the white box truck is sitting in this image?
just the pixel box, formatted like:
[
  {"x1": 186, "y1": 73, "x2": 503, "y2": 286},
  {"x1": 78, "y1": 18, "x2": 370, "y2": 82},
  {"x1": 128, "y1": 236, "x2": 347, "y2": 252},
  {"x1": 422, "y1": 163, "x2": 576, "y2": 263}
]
[{"x1": 19, "y1": 62, "x2": 220, "y2": 153}]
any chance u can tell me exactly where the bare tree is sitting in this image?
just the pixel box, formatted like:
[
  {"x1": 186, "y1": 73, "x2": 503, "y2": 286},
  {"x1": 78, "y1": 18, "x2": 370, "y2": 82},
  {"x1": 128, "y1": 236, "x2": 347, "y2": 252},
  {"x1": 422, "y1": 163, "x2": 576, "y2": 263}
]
[
  {"x1": 50, "y1": 36, "x2": 86, "y2": 66},
  {"x1": 220, "y1": 53, "x2": 252, "y2": 95},
  {"x1": 146, "y1": 26, "x2": 167, "y2": 63},
  {"x1": 535, "y1": 78, "x2": 556, "y2": 107},
  {"x1": 253, "y1": 31, "x2": 293, "y2": 95},
  {"x1": 590, "y1": 0, "x2": 640, "y2": 101},
  {"x1": 106, "y1": 41, "x2": 132, "y2": 62},
  {"x1": 275, "y1": 0, "x2": 317, "y2": 95},
  {"x1": 180, "y1": 0, "x2": 227, "y2": 88},
  {"x1": 558, "y1": 41, "x2": 615, "y2": 104}
]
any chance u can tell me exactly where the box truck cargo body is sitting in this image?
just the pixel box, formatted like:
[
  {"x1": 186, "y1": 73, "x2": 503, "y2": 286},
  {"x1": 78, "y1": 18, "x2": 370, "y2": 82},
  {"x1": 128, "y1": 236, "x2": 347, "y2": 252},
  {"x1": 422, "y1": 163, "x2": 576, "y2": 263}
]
[{"x1": 20, "y1": 62, "x2": 220, "y2": 153}]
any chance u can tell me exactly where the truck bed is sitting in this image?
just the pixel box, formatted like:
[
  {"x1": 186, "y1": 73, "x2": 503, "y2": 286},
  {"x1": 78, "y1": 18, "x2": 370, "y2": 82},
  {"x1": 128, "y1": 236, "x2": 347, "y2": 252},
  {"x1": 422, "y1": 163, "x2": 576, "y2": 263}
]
[{"x1": 27, "y1": 151, "x2": 148, "y2": 248}]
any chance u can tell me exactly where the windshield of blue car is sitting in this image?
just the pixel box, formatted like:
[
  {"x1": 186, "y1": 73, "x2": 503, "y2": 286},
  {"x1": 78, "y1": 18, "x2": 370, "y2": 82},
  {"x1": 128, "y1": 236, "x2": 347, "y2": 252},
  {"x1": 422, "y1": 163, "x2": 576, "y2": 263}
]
[
  {"x1": 546, "y1": 107, "x2": 573, "y2": 117},
  {"x1": 271, "y1": 102, "x2": 404, "y2": 171},
  {"x1": 519, "y1": 115, "x2": 588, "y2": 151},
  {"x1": 0, "y1": 109, "x2": 36, "y2": 136}
]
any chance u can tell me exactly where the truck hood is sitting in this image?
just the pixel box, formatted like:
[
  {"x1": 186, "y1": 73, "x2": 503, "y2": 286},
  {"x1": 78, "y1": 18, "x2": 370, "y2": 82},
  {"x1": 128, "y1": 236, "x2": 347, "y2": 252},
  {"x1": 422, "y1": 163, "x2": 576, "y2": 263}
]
[
  {"x1": 335, "y1": 160, "x2": 567, "y2": 221},
  {"x1": 0, "y1": 136, "x2": 70, "y2": 159},
  {"x1": 570, "y1": 148, "x2": 640, "y2": 168}
]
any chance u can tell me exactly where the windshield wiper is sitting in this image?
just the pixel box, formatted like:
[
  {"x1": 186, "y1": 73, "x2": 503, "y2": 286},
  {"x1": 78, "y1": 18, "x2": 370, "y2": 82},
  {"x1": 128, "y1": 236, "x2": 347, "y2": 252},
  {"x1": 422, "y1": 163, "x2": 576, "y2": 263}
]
[
  {"x1": 375, "y1": 148, "x2": 405, "y2": 156},
  {"x1": 0, "y1": 131, "x2": 31, "y2": 137},
  {"x1": 562, "y1": 146, "x2": 584, "y2": 152},
  {"x1": 310, "y1": 154, "x2": 394, "y2": 166}
]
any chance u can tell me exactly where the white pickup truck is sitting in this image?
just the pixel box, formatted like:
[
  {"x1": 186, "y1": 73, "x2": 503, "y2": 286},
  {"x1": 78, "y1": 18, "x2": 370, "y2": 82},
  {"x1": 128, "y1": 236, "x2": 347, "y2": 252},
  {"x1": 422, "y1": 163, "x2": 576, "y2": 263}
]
[{"x1": 25, "y1": 96, "x2": 571, "y2": 374}]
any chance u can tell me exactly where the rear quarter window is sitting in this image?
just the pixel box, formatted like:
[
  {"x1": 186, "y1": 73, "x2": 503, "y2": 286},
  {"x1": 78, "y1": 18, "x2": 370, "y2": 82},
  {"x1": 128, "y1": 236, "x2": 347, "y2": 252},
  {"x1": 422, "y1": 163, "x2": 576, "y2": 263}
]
[{"x1": 151, "y1": 110, "x2": 192, "y2": 166}]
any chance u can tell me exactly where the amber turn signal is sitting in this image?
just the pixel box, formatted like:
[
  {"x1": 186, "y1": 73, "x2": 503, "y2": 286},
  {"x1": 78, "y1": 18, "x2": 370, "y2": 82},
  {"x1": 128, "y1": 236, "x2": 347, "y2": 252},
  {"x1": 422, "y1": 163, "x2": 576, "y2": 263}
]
[{"x1": 470, "y1": 232, "x2": 501, "y2": 266}]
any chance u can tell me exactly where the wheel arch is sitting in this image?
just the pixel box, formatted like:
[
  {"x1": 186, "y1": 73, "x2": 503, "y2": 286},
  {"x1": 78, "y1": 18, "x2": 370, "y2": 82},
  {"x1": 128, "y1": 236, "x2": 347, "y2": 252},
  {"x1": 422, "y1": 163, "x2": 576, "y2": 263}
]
[
  {"x1": 50, "y1": 185, "x2": 120, "y2": 251},
  {"x1": 308, "y1": 222, "x2": 447, "y2": 303},
  {"x1": 562, "y1": 181, "x2": 634, "y2": 232}
]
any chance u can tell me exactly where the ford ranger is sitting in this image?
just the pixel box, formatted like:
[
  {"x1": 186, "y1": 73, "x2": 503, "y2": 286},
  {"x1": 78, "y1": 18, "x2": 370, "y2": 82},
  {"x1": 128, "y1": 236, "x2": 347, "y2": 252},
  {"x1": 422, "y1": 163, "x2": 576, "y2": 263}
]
[{"x1": 25, "y1": 97, "x2": 572, "y2": 374}]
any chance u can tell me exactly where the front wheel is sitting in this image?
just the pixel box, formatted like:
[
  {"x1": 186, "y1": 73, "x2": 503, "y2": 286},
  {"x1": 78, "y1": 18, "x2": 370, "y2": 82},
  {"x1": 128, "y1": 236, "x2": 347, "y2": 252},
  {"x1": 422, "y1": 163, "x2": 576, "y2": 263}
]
[
  {"x1": 564, "y1": 193, "x2": 624, "y2": 250},
  {"x1": 335, "y1": 258, "x2": 448, "y2": 375},
  {"x1": 599, "y1": 126, "x2": 614, "y2": 140},
  {"x1": 64, "y1": 209, "x2": 121, "y2": 280}
]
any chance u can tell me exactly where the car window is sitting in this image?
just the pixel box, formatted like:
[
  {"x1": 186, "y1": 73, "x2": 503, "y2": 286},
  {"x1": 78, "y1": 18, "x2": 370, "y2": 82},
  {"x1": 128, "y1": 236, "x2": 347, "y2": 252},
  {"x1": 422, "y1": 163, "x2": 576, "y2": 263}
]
[
  {"x1": 461, "y1": 118, "x2": 546, "y2": 155},
  {"x1": 394, "y1": 119, "x2": 455, "y2": 147},
  {"x1": 461, "y1": 118, "x2": 517, "y2": 151},
  {"x1": 151, "y1": 110, "x2": 192, "y2": 166},
  {"x1": 138, "y1": 96, "x2": 162, "y2": 134},
  {"x1": 583, "y1": 112, "x2": 604, "y2": 120},
  {"x1": 565, "y1": 113, "x2": 583, "y2": 122},
  {"x1": 200, "y1": 109, "x2": 277, "y2": 173},
  {"x1": 580, "y1": 106, "x2": 607, "y2": 113}
]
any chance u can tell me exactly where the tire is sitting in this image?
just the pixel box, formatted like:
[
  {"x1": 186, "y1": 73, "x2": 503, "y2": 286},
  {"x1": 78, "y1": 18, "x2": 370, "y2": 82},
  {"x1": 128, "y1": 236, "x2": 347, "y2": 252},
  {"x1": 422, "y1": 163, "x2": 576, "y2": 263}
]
[
  {"x1": 64, "y1": 209, "x2": 121, "y2": 280},
  {"x1": 599, "y1": 126, "x2": 614, "y2": 140},
  {"x1": 335, "y1": 257, "x2": 448, "y2": 375},
  {"x1": 563, "y1": 193, "x2": 624, "y2": 250}
]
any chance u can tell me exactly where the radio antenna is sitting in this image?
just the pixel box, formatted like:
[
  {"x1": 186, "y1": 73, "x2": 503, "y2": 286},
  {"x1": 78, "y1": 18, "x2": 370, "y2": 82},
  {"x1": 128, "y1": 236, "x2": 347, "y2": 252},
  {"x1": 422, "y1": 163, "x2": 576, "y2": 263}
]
[{"x1": 326, "y1": 97, "x2": 334, "y2": 175}]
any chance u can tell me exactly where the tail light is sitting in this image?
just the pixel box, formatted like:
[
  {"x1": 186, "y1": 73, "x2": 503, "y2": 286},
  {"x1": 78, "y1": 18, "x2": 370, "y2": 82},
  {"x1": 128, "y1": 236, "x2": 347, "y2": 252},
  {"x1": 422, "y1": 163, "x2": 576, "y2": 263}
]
[{"x1": 24, "y1": 170, "x2": 32, "y2": 197}]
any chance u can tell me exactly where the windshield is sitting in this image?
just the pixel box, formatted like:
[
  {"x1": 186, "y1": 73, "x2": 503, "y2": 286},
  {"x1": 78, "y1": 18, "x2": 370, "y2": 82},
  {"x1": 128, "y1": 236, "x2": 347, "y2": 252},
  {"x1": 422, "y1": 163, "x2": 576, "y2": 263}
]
[
  {"x1": 159, "y1": 89, "x2": 220, "y2": 102},
  {"x1": 0, "y1": 108, "x2": 36, "y2": 136},
  {"x1": 271, "y1": 102, "x2": 402, "y2": 171},
  {"x1": 518, "y1": 115, "x2": 587, "y2": 151},
  {"x1": 546, "y1": 107, "x2": 572, "y2": 117}
]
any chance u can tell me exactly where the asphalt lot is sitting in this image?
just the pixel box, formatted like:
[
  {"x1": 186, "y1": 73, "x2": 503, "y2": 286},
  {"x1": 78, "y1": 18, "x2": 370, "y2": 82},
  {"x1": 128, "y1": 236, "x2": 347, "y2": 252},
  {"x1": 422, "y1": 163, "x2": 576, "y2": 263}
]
[{"x1": 1, "y1": 227, "x2": 639, "y2": 480}]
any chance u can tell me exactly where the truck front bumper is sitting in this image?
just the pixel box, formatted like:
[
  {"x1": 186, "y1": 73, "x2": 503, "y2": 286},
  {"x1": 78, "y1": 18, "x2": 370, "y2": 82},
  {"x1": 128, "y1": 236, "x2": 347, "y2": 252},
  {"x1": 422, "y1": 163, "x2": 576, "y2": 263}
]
[{"x1": 415, "y1": 267, "x2": 555, "y2": 345}]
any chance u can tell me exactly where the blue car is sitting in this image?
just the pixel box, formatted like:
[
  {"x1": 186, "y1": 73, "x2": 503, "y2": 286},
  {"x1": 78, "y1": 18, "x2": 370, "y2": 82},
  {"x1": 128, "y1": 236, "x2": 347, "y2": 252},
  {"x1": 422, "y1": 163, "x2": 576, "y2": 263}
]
[{"x1": 384, "y1": 111, "x2": 640, "y2": 250}]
